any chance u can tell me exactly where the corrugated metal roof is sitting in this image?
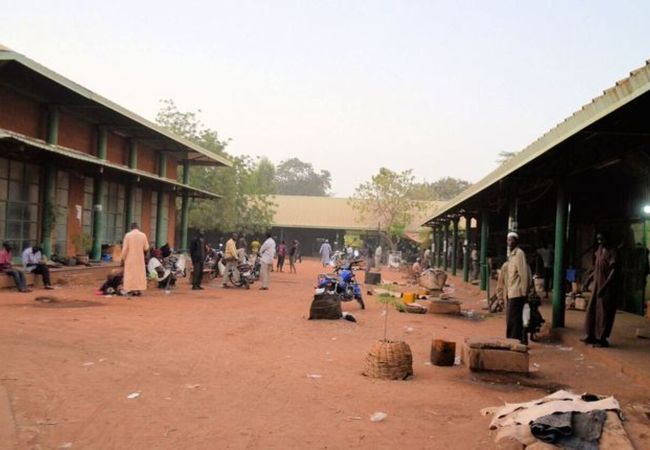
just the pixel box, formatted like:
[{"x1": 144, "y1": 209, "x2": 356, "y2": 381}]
[
  {"x1": 272, "y1": 195, "x2": 443, "y2": 231},
  {"x1": 0, "y1": 48, "x2": 231, "y2": 168},
  {"x1": 423, "y1": 59, "x2": 650, "y2": 225},
  {"x1": 0, "y1": 130, "x2": 221, "y2": 199}
]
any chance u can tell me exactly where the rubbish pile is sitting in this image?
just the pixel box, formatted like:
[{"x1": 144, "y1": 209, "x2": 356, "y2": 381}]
[{"x1": 482, "y1": 390, "x2": 633, "y2": 449}]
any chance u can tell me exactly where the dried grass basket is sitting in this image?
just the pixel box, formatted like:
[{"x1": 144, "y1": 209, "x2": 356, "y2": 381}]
[{"x1": 362, "y1": 340, "x2": 413, "y2": 380}]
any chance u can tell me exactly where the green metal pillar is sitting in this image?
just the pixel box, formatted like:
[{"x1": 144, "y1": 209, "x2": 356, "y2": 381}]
[
  {"x1": 462, "y1": 214, "x2": 471, "y2": 282},
  {"x1": 440, "y1": 222, "x2": 449, "y2": 272},
  {"x1": 552, "y1": 183, "x2": 568, "y2": 328},
  {"x1": 91, "y1": 177, "x2": 105, "y2": 261},
  {"x1": 479, "y1": 210, "x2": 489, "y2": 291},
  {"x1": 451, "y1": 217, "x2": 459, "y2": 276},
  {"x1": 41, "y1": 106, "x2": 59, "y2": 256},
  {"x1": 128, "y1": 140, "x2": 138, "y2": 169},
  {"x1": 155, "y1": 190, "x2": 165, "y2": 248},
  {"x1": 91, "y1": 128, "x2": 108, "y2": 261},
  {"x1": 158, "y1": 152, "x2": 167, "y2": 178},
  {"x1": 180, "y1": 160, "x2": 190, "y2": 251}
]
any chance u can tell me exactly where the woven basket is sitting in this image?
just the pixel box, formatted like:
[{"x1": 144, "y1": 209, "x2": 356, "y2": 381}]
[{"x1": 362, "y1": 340, "x2": 413, "y2": 380}]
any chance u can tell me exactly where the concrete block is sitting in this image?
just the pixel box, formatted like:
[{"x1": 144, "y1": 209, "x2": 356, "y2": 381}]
[
  {"x1": 463, "y1": 343, "x2": 529, "y2": 373},
  {"x1": 428, "y1": 300, "x2": 461, "y2": 315}
]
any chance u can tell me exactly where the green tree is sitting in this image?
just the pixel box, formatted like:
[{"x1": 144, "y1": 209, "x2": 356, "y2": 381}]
[
  {"x1": 497, "y1": 150, "x2": 518, "y2": 164},
  {"x1": 409, "y1": 177, "x2": 471, "y2": 201},
  {"x1": 349, "y1": 168, "x2": 422, "y2": 250},
  {"x1": 274, "y1": 157, "x2": 331, "y2": 196},
  {"x1": 156, "y1": 99, "x2": 275, "y2": 234}
]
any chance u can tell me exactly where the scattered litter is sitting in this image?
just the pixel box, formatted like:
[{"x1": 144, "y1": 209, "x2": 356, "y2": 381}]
[
  {"x1": 60, "y1": 443, "x2": 73, "y2": 449},
  {"x1": 346, "y1": 416, "x2": 362, "y2": 421},
  {"x1": 424, "y1": 361, "x2": 432, "y2": 366},
  {"x1": 587, "y1": 366, "x2": 595, "y2": 369},
  {"x1": 342, "y1": 312, "x2": 357, "y2": 323},
  {"x1": 331, "y1": 337, "x2": 337, "y2": 341},
  {"x1": 82, "y1": 362, "x2": 94, "y2": 366},
  {"x1": 558, "y1": 346, "x2": 574, "y2": 352},
  {"x1": 380, "y1": 310, "x2": 387, "y2": 316},
  {"x1": 98, "y1": 358, "x2": 107, "y2": 363},
  {"x1": 533, "y1": 363, "x2": 541, "y2": 368},
  {"x1": 306, "y1": 373, "x2": 322, "y2": 379},
  {"x1": 404, "y1": 326, "x2": 414, "y2": 333},
  {"x1": 185, "y1": 384, "x2": 201, "y2": 389},
  {"x1": 127, "y1": 392, "x2": 141, "y2": 400},
  {"x1": 454, "y1": 356, "x2": 461, "y2": 366},
  {"x1": 370, "y1": 412, "x2": 388, "y2": 422}
]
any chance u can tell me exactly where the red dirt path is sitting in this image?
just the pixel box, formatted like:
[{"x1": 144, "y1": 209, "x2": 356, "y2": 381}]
[{"x1": 1, "y1": 259, "x2": 649, "y2": 449}]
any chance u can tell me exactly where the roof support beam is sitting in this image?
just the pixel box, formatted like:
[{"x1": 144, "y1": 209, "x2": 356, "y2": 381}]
[{"x1": 552, "y1": 181, "x2": 568, "y2": 328}]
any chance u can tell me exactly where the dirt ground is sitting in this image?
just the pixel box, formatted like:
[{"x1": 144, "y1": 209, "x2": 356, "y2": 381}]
[{"x1": 1, "y1": 259, "x2": 650, "y2": 449}]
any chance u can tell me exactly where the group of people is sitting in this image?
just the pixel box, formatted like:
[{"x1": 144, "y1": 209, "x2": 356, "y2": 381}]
[
  {"x1": 502, "y1": 231, "x2": 617, "y2": 348},
  {"x1": 0, "y1": 241, "x2": 55, "y2": 292}
]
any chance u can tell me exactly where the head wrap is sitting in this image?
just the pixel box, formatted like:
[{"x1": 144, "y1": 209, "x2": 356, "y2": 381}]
[{"x1": 507, "y1": 232, "x2": 519, "y2": 240}]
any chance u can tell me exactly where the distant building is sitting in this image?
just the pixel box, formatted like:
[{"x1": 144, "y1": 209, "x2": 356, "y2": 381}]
[{"x1": 0, "y1": 45, "x2": 229, "y2": 259}]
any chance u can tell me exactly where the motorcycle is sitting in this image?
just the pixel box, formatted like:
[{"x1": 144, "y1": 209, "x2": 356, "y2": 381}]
[
  {"x1": 316, "y1": 260, "x2": 365, "y2": 309},
  {"x1": 226, "y1": 259, "x2": 256, "y2": 289},
  {"x1": 205, "y1": 247, "x2": 225, "y2": 279},
  {"x1": 163, "y1": 253, "x2": 187, "y2": 279}
]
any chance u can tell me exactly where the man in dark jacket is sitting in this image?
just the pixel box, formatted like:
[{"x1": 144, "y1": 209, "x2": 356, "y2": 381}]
[{"x1": 190, "y1": 230, "x2": 207, "y2": 290}]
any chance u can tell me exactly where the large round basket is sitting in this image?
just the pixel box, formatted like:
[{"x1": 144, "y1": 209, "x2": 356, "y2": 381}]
[{"x1": 362, "y1": 340, "x2": 413, "y2": 380}]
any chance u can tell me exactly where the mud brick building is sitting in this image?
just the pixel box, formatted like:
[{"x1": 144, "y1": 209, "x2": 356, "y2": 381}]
[{"x1": 0, "y1": 45, "x2": 228, "y2": 260}]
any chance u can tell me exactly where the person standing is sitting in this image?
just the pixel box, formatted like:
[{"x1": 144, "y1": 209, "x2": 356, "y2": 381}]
[
  {"x1": 276, "y1": 240, "x2": 287, "y2": 272},
  {"x1": 295, "y1": 240, "x2": 302, "y2": 263},
  {"x1": 583, "y1": 234, "x2": 617, "y2": 347},
  {"x1": 423, "y1": 247, "x2": 432, "y2": 270},
  {"x1": 505, "y1": 232, "x2": 529, "y2": 344},
  {"x1": 259, "y1": 232, "x2": 276, "y2": 290},
  {"x1": 0, "y1": 241, "x2": 30, "y2": 292},
  {"x1": 288, "y1": 240, "x2": 298, "y2": 274},
  {"x1": 22, "y1": 244, "x2": 54, "y2": 289},
  {"x1": 470, "y1": 244, "x2": 479, "y2": 281},
  {"x1": 120, "y1": 223, "x2": 149, "y2": 297},
  {"x1": 374, "y1": 244, "x2": 383, "y2": 268},
  {"x1": 222, "y1": 232, "x2": 238, "y2": 288},
  {"x1": 319, "y1": 239, "x2": 332, "y2": 267},
  {"x1": 250, "y1": 238, "x2": 261, "y2": 256},
  {"x1": 189, "y1": 230, "x2": 207, "y2": 290},
  {"x1": 536, "y1": 243, "x2": 554, "y2": 299}
]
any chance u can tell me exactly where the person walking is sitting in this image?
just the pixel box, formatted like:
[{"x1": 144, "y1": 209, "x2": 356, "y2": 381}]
[
  {"x1": 504, "y1": 232, "x2": 529, "y2": 344},
  {"x1": 189, "y1": 230, "x2": 207, "y2": 290},
  {"x1": 374, "y1": 244, "x2": 383, "y2": 268},
  {"x1": 583, "y1": 233, "x2": 617, "y2": 348},
  {"x1": 276, "y1": 240, "x2": 287, "y2": 272},
  {"x1": 319, "y1": 239, "x2": 332, "y2": 267},
  {"x1": 0, "y1": 241, "x2": 30, "y2": 292},
  {"x1": 222, "y1": 233, "x2": 238, "y2": 288},
  {"x1": 120, "y1": 223, "x2": 149, "y2": 297},
  {"x1": 22, "y1": 244, "x2": 54, "y2": 289},
  {"x1": 259, "y1": 232, "x2": 276, "y2": 290},
  {"x1": 288, "y1": 240, "x2": 298, "y2": 274}
]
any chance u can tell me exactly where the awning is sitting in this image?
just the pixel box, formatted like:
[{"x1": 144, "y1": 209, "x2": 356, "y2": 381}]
[{"x1": 0, "y1": 130, "x2": 221, "y2": 199}]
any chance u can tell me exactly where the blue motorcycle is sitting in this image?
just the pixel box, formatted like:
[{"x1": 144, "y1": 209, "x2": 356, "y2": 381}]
[{"x1": 316, "y1": 260, "x2": 365, "y2": 309}]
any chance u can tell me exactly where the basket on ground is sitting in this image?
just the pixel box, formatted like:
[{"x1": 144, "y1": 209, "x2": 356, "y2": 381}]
[
  {"x1": 362, "y1": 340, "x2": 413, "y2": 380},
  {"x1": 309, "y1": 292, "x2": 342, "y2": 320}
]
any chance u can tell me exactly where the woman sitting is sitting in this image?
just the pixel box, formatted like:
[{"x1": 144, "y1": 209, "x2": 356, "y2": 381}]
[{"x1": 148, "y1": 249, "x2": 175, "y2": 288}]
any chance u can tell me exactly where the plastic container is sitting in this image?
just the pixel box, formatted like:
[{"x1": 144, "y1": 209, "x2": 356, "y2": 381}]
[{"x1": 402, "y1": 292, "x2": 416, "y2": 304}]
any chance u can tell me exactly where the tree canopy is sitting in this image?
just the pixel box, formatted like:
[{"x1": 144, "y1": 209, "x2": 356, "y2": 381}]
[
  {"x1": 408, "y1": 177, "x2": 471, "y2": 201},
  {"x1": 349, "y1": 168, "x2": 422, "y2": 249},
  {"x1": 156, "y1": 99, "x2": 275, "y2": 234},
  {"x1": 274, "y1": 157, "x2": 331, "y2": 196}
]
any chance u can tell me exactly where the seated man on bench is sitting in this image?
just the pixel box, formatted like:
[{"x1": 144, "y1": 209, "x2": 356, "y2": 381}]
[
  {"x1": 22, "y1": 244, "x2": 54, "y2": 290},
  {"x1": 0, "y1": 241, "x2": 31, "y2": 293}
]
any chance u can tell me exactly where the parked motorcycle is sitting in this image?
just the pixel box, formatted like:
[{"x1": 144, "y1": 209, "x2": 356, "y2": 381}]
[
  {"x1": 163, "y1": 253, "x2": 187, "y2": 279},
  {"x1": 227, "y1": 259, "x2": 256, "y2": 289},
  {"x1": 316, "y1": 260, "x2": 365, "y2": 309},
  {"x1": 205, "y1": 247, "x2": 224, "y2": 279}
]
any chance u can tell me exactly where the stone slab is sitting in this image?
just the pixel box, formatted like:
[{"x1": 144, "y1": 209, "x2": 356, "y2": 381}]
[{"x1": 463, "y1": 343, "x2": 529, "y2": 373}]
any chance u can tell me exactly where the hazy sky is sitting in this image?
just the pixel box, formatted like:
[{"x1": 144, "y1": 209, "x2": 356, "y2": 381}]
[{"x1": 2, "y1": 1, "x2": 649, "y2": 196}]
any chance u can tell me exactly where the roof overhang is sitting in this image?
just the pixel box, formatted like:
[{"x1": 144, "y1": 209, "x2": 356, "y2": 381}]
[
  {"x1": 0, "y1": 130, "x2": 221, "y2": 199},
  {"x1": 0, "y1": 49, "x2": 231, "y2": 168},
  {"x1": 423, "y1": 59, "x2": 650, "y2": 226}
]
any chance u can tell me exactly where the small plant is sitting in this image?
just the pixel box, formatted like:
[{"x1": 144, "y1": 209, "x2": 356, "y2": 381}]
[{"x1": 72, "y1": 232, "x2": 93, "y2": 256}]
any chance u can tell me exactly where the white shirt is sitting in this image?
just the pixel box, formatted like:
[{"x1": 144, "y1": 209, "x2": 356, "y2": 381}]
[
  {"x1": 22, "y1": 248, "x2": 42, "y2": 272},
  {"x1": 147, "y1": 257, "x2": 169, "y2": 281},
  {"x1": 259, "y1": 237, "x2": 276, "y2": 265}
]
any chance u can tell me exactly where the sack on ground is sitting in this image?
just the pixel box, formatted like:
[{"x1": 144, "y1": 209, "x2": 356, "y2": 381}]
[{"x1": 309, "y1": 293, "x2": 342, "y2": 320}]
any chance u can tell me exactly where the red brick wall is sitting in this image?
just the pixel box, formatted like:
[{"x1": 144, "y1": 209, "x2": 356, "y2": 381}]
[
  {"x1": 0, "y1": 86, "x2": 45, "y2": 139},
  {"x1": 58, "y1": 111, "x2": 94, "y2": 154},
  {"x1": 167, "y1": 193, "x2": 176, "y2": 247},
  {"x1": 66, "y1": 175, "x2": 85, "y2": 256},
  {"x1": 141, "y1": 188, "x2": 152, "y2": 244},
  {"x1": 106, "y1": 132, "x2": 127, "y2": 165},
  {"x1": 137, "y1": 143, "x2": 157, "y2": 174},
  {"x1": 167, "y1": 155, "x2": 178, "y2": 180}
]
